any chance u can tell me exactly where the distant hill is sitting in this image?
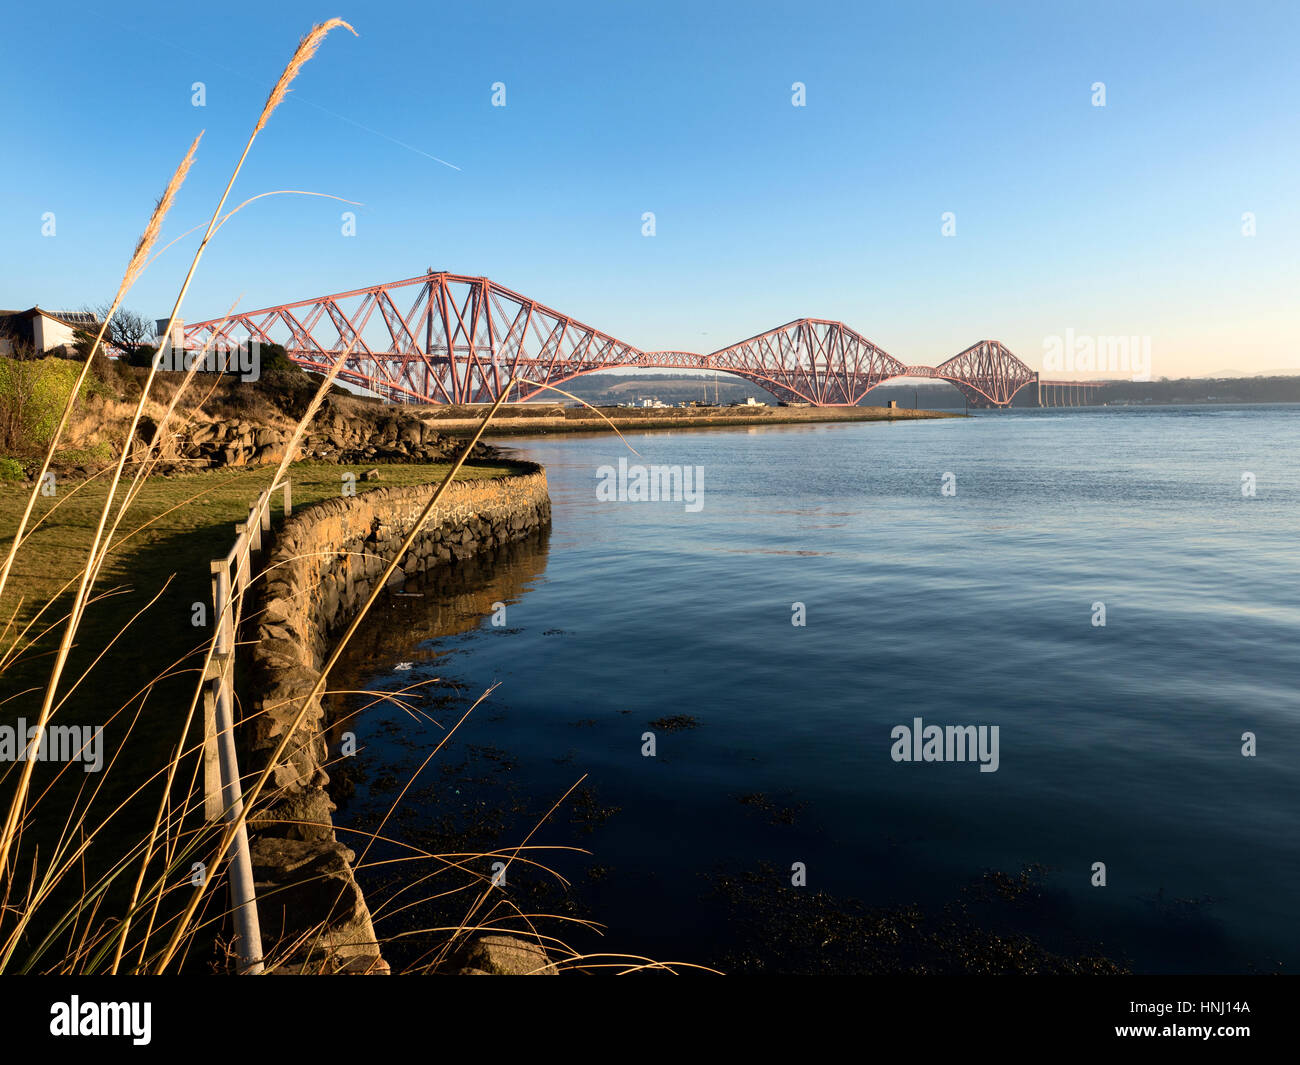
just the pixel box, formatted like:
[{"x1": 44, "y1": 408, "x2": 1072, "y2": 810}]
[
  {"x1": 549, "y1": 372, "x2": 1300, "y2": 409},
  {"x1": 1202, "y1": 368, "x2": 1300, "y2": 379},
  {"x1": 1046, "y1": 376, "x2": 1300, "y2": 406},
  {"x1": 553, "y1": 373, "x2": 969, "y2": 409}
]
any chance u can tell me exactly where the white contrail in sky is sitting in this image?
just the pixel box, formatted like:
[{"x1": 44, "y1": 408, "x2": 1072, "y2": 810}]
[{"x1": 101, "y1": 15, "x2": 463, "y2": 171}]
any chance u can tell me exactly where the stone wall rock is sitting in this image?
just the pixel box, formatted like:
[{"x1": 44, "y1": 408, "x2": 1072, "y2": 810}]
[
  {"x1": 178, "y1": 400, "x2": 486, "y2": 468},
  {"x1": 244, "y1": 463, "x2": 551, "y2": 973}
]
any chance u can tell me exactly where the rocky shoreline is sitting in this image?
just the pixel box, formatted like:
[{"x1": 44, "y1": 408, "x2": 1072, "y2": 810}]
[
  {"x1": 150, "y1": 398, "x2": 486, "y2": 469},
  {"x1": 242, "y1": 462, "x2": 552, "y2": 973}
]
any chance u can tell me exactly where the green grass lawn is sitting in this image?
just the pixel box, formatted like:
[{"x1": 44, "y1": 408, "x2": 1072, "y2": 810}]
[
  {"x1": 0, "y1": 458, "x2": 516, "y2": 940},
  {"x1": 2, "y1": 460, "x2": 515, "y2": 644}
]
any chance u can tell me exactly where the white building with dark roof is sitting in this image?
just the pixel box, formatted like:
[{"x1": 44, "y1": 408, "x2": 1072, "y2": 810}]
[{"x1": 0, "y1": 307, "x2": 101, "y2": 355}]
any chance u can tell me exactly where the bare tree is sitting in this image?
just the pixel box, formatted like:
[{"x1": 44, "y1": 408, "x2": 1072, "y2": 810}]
[{"x1": 88, "y1": 304, "x2": 156, "y2": 356}]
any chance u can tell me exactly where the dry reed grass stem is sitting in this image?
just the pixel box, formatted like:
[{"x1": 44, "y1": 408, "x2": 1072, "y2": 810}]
[
  {"x1": 154, "y1": 382, "x2": 515, "y2": 972},
  {"x1": 144, "y1": 190, "x2": 364, "y2": 274},
  {"x1": 513, "y1": 377, "x2": 643, "y2": 456},
  {"x1": 349, "y1": 684, "x2": 501, "y2": 882},
  {"x1": 2, "y1": 20, "x2": 358, "y2": 969},
  {"x1": 256, "y1": 21, "x2": 357, "y2": 137},
  {"x1": 431, "y1": 772, "x2": 589, "y2": 970},
  {"x1": 0, "y1": 133, "x2": 201, "y2": 612},
  {"x1": 0, "y1": 627, "x2": 200, "y2": 969},
  {"x1": 90, "y1": 306, "x2": 245, "y2": 597}
]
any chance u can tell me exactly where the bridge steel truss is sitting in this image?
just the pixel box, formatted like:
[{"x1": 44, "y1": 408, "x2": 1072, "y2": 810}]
[{"x1": 182, "y1": 271, "x2": 1042, "y2": 408}]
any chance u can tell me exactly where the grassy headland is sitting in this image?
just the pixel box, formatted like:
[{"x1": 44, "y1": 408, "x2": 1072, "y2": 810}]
[{"x1": 0, "y1": 459, "x2": 516, "y2": 959}]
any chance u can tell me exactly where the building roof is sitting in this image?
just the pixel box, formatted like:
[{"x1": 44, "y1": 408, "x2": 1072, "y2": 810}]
[
  {"x1": 42, "y1": 307, "x2": 102, "y2": 329},
  {"x1": 0, "y1": 307, "x2": 104, "y2": 351},
  {"x1": 0, "y1": 307, "x2": 102, "y2": 327}
]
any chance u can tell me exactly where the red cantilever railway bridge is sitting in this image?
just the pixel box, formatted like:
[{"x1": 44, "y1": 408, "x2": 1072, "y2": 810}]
[{"x1": 181, "y1": 271, "x2": 1102, "y2": 408}]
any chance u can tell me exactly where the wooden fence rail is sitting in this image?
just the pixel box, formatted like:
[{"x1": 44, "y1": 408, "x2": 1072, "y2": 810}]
[{"x1": 205, "y1": 477, "x2": 292, "y2": 975}]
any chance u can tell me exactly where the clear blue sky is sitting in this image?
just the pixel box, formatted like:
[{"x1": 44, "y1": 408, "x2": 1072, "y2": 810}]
[{"x1": 1, "y1": 0, "x2": 1296, "y2": 375}]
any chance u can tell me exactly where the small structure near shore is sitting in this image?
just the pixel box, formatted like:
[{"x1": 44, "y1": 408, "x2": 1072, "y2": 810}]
[{"x1": 0, "y1": 306, "x2": 101, "y2": 355}]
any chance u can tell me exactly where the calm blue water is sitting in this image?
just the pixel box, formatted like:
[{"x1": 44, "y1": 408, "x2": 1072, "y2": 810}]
[{"x1": 336, "y1": 405, "x2": 1300, "y2": 973}]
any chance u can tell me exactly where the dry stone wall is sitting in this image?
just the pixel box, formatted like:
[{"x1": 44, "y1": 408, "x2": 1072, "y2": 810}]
[{"x1": 243, "y1": 463, "x2": 551, "y2": 972}]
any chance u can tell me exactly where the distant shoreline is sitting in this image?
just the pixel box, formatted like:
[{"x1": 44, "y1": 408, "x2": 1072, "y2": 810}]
[{"x1": 417, "y1": 404, "x2": 963, "y2": 436}]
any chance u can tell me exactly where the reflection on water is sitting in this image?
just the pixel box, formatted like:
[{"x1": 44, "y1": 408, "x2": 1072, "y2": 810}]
[
  {"x1": 329, "y1": 529, "x2": 552, "y2": 747},
  {"x1": 329, "y1": 407, "x2": 1300, "y2": 974}
]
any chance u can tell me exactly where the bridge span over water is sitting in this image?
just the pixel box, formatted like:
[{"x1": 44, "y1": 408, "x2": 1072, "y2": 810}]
[{"x1": 182, "y1": 271, "x2": 1104, "y2": 408}]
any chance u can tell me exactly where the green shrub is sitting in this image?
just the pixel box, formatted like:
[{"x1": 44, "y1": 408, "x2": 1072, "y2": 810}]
[
  {"x1": 57, "y1": 442, "x2": 114, "y2": 466},
  {"x1": 253, "y1": 342, "x2": 315, "y2": 417},
  {"x1": 0, "y1": 456, "x2": 25, "y2": 481},
  {"x1": 258, "y1": 342, "x2": 302, "y2": 380},
  {"x1": 89, "y1": 351, "x2": 141, "y2": 401},
  {"x1": 0, "y1": 355, "x2": 91, "y2": 453}
]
